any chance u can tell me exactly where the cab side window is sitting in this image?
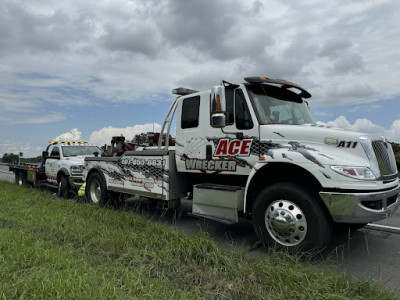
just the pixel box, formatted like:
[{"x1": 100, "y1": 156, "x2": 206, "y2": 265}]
[
  {"x1": 181, "y1": 96, "x2": 200, "y2": 129},
  {"x1": 224, "y1": 89, "x2": 235, "y2": 126},
  {"x1": 224, "y1": 89, "x2": 253, "y2": 130},
  {"x1": 235, "y1": 90, "x2": 253, "y2": 130},
  {"x1": 49, "y1": 147, "x2": 60, "y2": 158}
]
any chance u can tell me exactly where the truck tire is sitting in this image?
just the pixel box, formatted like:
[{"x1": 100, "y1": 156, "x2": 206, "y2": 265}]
[
  {"x1": 86, "y1": 172, "x2": 108, "y2": 207},
  {"x1": 58, "y1": 176, "x2": 69, "y2": 198},
  {"x1": 15, "y1": 172, "x2": 25, "y2": 185},
  {"x1": 252, "y1": 182, "x2": 332, "y2": 252}
]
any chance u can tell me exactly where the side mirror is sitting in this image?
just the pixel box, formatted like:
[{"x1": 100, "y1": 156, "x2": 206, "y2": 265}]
[
  {"x1": 42, "y1": 151, "x2": 49, "y2": 158},
  {"x1": 210, "y1": 86, "x2": 226, "y2": 128},
  {"x1": 211, "y1": 114, "x2": 226, "y2": 128}
]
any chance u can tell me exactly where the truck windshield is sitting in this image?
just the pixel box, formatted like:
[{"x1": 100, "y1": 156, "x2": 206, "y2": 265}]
[
  {"x1": 62, "y1": 146, "x2": 102, "y2": 157},
  {"x1": 246, "y1": 84, "x2": 315, "y2": 125}
]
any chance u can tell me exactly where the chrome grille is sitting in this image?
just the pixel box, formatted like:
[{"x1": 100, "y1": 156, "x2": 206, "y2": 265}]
[{"x1": 372, "y1": 141, "x2": 397, "y2": 176}]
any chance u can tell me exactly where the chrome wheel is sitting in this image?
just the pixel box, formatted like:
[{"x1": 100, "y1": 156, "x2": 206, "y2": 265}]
[
  {"x1": 89, "y1": 179, "x2": 101, "y2": 204},
  {"x1": 265, "y1": 200, "x2": 307, "y2": 246}
]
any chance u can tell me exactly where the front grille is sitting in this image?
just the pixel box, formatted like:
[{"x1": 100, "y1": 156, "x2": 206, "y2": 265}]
[
  {"x1": 387, "y1": 195, "x2": 398, "y2": 206},
  {"x1": 361, "y1": 200, "x2": 383, "y2": 210},
  {"x1": 372, "y1": 141, "x2": 397, "y2": 176}
]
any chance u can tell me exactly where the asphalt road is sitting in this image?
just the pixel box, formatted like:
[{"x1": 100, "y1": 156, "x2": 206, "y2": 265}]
[
  {"x1": 0, "y1": 163, "x2": 14, "y2": 183},
  {"x1": 1, "y1": 163, "x2": 399, "y2": 294}
]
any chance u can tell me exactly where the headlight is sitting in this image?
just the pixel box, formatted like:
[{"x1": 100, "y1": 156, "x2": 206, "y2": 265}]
[
  {"x1": 70, "y1": 165, "x2": 84, "y2": 174},
  {"x1": 330, "y1": 166, "x2": 376, "y2": 180}
]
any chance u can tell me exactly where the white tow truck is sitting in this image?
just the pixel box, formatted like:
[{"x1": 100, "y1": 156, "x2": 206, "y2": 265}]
[
  {"x1": 83, "y1": 76, "x2": 399, "y2": 251},
  {"x1": 9, "y1": 141, "x2": 102, "y2": 197}
]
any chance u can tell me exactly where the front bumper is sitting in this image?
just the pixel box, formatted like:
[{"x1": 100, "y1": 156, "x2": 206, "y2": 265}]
[
  {"x1": 319, "y1": 184, "x2": 400, "y2": 223},
  {"x1": 69, "y1": 175, "x2": 84, "y2": 188}
]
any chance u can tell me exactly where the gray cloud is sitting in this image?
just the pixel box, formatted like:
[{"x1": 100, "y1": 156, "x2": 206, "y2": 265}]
[
  {"x1": 156, "y1": 0, "x2": 237, "y2": 46},
  {"x1": 319, "y1": 39, "x2": 353, "y2": 58},
  {"x1": 0, "y1": 0, "x2": 399, "y2": 119},
  {"x1": 327, "y1": 83, "x2": 375, "y2": 100},
  {"x1": 100, "y1": 22, "x2": 161, "y2": 58},
  {"x1": 333, "y1": 53, "x2": 364, "y2": 74},
  {"x1": 0, "y1": 3, "x2": 94, "y2": 54},
  {"x1": 152, "y1": 0, "x2": 274, "y2": 61}
]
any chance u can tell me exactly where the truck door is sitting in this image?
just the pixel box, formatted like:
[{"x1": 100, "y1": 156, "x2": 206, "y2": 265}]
[
  {"x1": 45, "y1": 146, "x2": 60, "y2": 183},
  {"x1": 175, "y1": 87, "x2": 259, "y2": 175}
]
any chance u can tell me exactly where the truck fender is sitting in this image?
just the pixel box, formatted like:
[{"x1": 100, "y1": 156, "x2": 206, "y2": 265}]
[
  {"x1": 86, "y1": 167, "x2": 108, "y2": 189},
  {"x1": 243, "y1": 162, "x2": 322, "y2": 213},
  {"x1": 57, "y1": 168, "x2": 70, "y2": 182},
  {"x1": 243, "y1": 164, "x2": 260, "y2": 213}
]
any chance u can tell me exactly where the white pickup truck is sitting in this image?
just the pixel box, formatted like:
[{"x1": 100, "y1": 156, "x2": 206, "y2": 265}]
[
  {"x1": 9, "y1": 141, "x2": 102, "y2": 197},
  {"x1": 83, "y1": 76, "x2": 399, "y2": 251}
]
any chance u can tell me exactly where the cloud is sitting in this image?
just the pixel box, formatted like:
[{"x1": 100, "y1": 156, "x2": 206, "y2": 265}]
[
  {"x1": 319, "y1": 38, "x2": 353, "y2": 58},
  {"x1": 155, "y1": 0, "x2": 240, "y2": 58},
  {"x1": 333, "y1": 53, "x2": 364, "y2": 74},
  {"x1": 53, "y1": 128, "x2": 83, "y2": 141},
  {"x1": 384, "y1": 120, "x2": 400, "y2": 143},
  {"x1": 321, "y1": 116, "x2": 400, "y2": 143},
  {"x1": 325, "y1": 116, "x2": 384, "y2": 134},
  {"x1": 88, "y1": 123, "x2": 162, "y2": 146},
  {"x1": 0, "y1": 112, "x2": 66, "y2": 125},
  {"x1": 347, "y1": 104, "x2": 383, "y2": 113},
  {"x1": 100, "y1": 21, "x2": 161, "y2": 58},
  {"x1": 1, "y1": 0, "x2": 399, "y2": 109},
  {"x1": 0, "y1": 3, "x2": 94, "y2": 54}
]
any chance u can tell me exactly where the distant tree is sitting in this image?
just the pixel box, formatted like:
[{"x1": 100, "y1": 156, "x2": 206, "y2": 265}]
[
  {"x1": 133, "y1": 133, "x2": 148, "y2": 144},
  {"x1": 1, "y1": 153, "x2": 42, "y2": 163},
  {"x1": 2, "y1": 153, "x2": 19, "y2": 163},
  {"x1": 21, "y1": 156, "x2": 43, "y2": 163}
]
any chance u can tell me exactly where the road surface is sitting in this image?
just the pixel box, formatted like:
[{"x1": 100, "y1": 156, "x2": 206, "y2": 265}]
[
  {"x1": 0, "y1": 163, "x2": 399, "y2": 294},
  {"x1": 0, "y1": 163, "x2": 14, "y2": 183}
]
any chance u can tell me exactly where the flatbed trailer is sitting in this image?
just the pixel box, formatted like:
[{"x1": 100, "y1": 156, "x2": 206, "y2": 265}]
[{"x1": 8, "y1": 162, "x2": 46, "y2": 186}]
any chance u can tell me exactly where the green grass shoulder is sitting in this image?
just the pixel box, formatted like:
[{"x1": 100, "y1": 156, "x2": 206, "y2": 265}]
[{"x1": 0, "y1": 181, "x2": 397, "y2": 299}]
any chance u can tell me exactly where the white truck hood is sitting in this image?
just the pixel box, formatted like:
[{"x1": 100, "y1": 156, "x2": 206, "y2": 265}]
[
  {"x1": 258, "y1": 124, "x2": 381, "y2": 168},
  {"x1": 64, "y1": 156, "x2": 96, "y2": 165}
]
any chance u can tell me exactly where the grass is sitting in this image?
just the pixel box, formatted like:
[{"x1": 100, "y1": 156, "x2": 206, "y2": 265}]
[{"x1": 0, "y1": 181, "x2": 397, "y2": 300}]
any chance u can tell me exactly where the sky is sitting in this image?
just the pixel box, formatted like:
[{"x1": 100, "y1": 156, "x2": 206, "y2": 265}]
[{"x1": 1, "y1": 0, "x2": 400, "y2": 157}]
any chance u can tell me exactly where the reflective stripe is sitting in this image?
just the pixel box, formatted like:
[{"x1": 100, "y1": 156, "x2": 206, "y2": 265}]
[{"x1": 78, "y1": 182, "x2": 86, "y2": 196}]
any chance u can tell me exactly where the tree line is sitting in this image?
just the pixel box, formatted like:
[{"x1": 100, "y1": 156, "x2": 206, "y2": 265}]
[{"x1": 1, "y1": 153, "x2": 42, "y2": 163}]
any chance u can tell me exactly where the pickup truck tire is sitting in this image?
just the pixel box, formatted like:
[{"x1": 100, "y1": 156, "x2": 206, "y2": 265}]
[
  {"x1": 252, "y1": 182, "x2": 332, "y2": 252},
  {"x1": 58, "y1": 176, "x2": 69, "y2": 198},
  {"x1": 86, "y1": 172, "x2": 108, "y2": 207}
]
